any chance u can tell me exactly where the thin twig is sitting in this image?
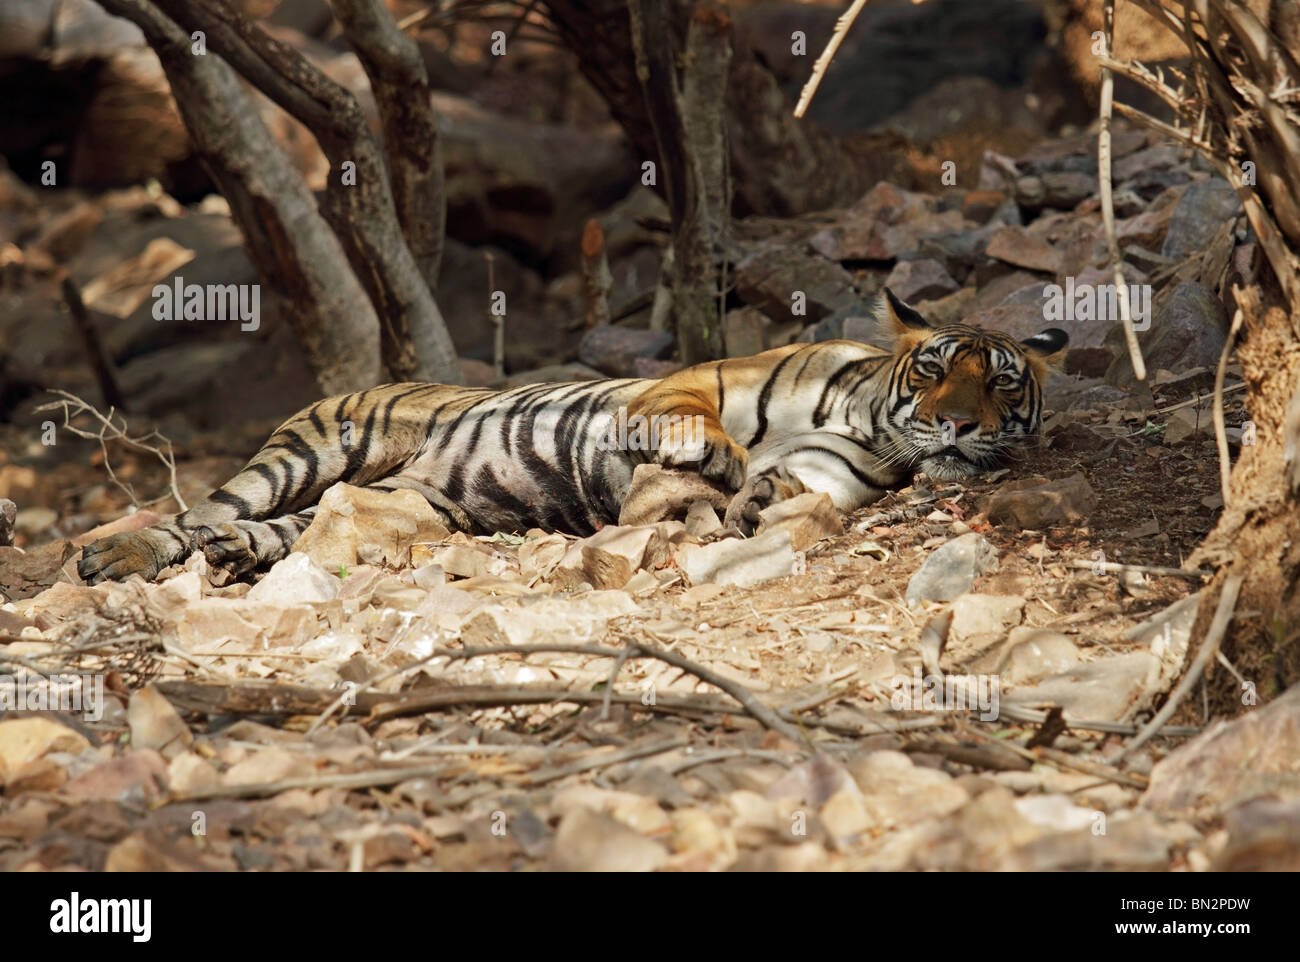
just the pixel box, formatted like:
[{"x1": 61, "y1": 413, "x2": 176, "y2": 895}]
[
  {"x1": 1069, "y1": 559, "x2": 1212, "y2": 580},
  {"x1": 1099, "y1": 0, "x2": 1147, "y2": 383},
  {"x1": 33, "y1": 389, "x2": 186, "y2": 511},
  {"x1": 793, "y1": 0, "x2": 869, "y2": 119}
]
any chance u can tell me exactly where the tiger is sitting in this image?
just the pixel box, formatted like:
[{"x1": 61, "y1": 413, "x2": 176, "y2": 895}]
[{"x1": 77, "y1": 289, "x2": 1067, "y2": 583}]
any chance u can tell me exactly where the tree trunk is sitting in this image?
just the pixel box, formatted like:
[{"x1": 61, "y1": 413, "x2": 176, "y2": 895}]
[
  {"x1": 97, "y1": 0, "x2": 385, "y2": 395},
  {"x1": 544, "y1": 0, "x2": 866, "y2": 218},
  {"x1": 1189, "y1": 289, "x2": 1300, "y2": 709}
]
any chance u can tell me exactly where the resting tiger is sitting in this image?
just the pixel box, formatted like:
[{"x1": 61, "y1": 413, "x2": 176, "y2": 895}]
[{"x1": 78, "y1": 289, "x2": 1067, "y2": 583}]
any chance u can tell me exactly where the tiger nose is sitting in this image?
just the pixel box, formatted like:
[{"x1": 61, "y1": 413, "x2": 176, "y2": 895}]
[{"x1": 940, "y1": 415, "x2": 977, "y2": 436}]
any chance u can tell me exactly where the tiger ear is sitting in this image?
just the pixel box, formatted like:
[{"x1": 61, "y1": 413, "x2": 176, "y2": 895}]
[
  {"x1": 1021, "y1": 328, "x2": 1069, "y2": 372},
  {"x1": 874, "y1": 287, "x2": 932, "y2": 349}
]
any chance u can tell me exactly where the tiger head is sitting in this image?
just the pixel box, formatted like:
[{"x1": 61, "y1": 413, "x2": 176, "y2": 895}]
[{"x1": 875, "y1": 287, "x2": 1068, "y2": 480}]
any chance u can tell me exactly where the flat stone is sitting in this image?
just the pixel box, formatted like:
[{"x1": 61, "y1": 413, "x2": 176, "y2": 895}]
[
  {"x1": 999, "y1": 628, "x2": 1080, "y2": 684},
  {"x1": 883, "y1": 258, "x2": 959, "y2": 303},
  {"x1": 677, "y1": 529, "x2": 796, "y2": 588},
  {"x1": 292, "y1": 483, "x2": 452, "y2": 570},
  {"x1": 986, "y1": 473, "x2": 1097, "y2": 529},
  {"x1": 985, "y1": 225, "x2": 1063, "y2": 274},
  {"x1": 577, "y1": 325, "x2": 674, "y2": 377},
  {"x1": 1142, "y1": 684, "x2": 1300, "y2": 816},
  {"x1": 127, "y1": 684, "x2": 192, "y2": 759},
  {"x1": 905, "y1": 533, "x2": 998, "y2": 606},
  {"x1": 756, "y1": 492, "x2": 843, "y2": 552},
  {"x1": 247, "y1": 551, "x2": 340, "y2": 604},
  {"x1": 618, "y1": 463, "x2": 730, "y2": 526}
]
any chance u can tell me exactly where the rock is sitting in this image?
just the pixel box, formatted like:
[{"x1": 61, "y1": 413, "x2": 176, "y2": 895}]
[
  {"x1": 911, "y1": 786, "x2": 1045, "y2": 870},
  {"x1": 985, "y1": 225, "x2": 1063, "y2": 274},
  {"x1": 1005, "y1": 651, "x2": 1160, "y2": 721},
  {"x1": 1135, "y1": 281, "x2": 1228, "y2": 377},
  {"x1": 461, "y1": 591, "x2": 640, "y2": 647},
  {"x1": 917, "y1": 229, "x2": 993, "y2": 283},
  {"x1": 459, "y1": 358, "x2": 498, "y2": 386},
  {"x1": 1163, "y1": 407, "x2": 1211, "y2": 445},
  {"x1": 723, "y1": 306, "x2": 770, "y2": 358},
  {"x1": 0, "y1": 540, "x2": 81, "y2": 601},
  {"x1": 104, "y1": 829, "x2": 222, "y2": 871},
  {"x1": 948, "y1": 593, "x2": 1025, "y2": 645},
  {"x1": 883, "y1": 258, "x2": 959, "y2": 303},
  {"x1": 756, "y1": 492, "x2": 843, "y2": 552},
  {"x1": 845, "y1": 751, "x2": 970, "y2": 829},
  {"x1": 548, "y1": 807, "x2": 667, "y2": 871},
  {"x1": 222, "y1": 746, "x2": 314, "y2": 786},
  {"x1": 291, "y1": 483, "x2": 452, "y2": 570},
  {"x1": 617, "y1": 463, "x2": 730, "y2": 526},
  {"x1": 632, "y1": 357, "x2": 684, "y2": 379},
  {"x1": 0, "y1": 498, "x2": 15, "y2": 546},
  {"x1": 1142, "y1": 684, "x2": 1300, "y2": 815},
  {"x1": 1013, "y1": 171, "x2": 1097, "y2": 210},
  {"x1": 246, "y1": 552, "x2": 339, "y2": 604},
  {"x1": 1005, "y1": 809, "x2": 1196, "y2": 871},
  {"x1": 1162, "y1": 177, "x2": 1242, "y2": 258},
  {"x1": 413, "y1": 542, "x2": 506, "y2": 580},
  {"x1": 904, "y1": 532, "x2": 998, "y2": 606},
  {"x1": 516, "y1": 533, "x2": 570, "y2": 582},
  {"x1": 175, "y1": 598, "x2": 319, "y2": 650},
  {"x1": 577, "y1": 325, "x2": 674, "y2": 377},
  {"x1": 684, "y1": 500, "x2": 722, "y2": 538},
  {"x1": 677, "y1": 528, "x2": 797, "y2": 588},
  {"x1": 1047, "y1": 420, "x2": 1108, "y2": 452},
  {"x1": 555, "y1": 524, "x2": 672, "y2": 590},
  {"x1": 961, "y1": 189, "x2": 1006, "y2": 224},
  {"x1": 999, "y1": 628, "x2": 1079, "y2": 684},
  {"x1": 1213, "y1": 798, "x2": 1300, "y2": 871},
  {"x1": 166, "y1": 751, "x2": 221, "y2": 796},
  {"x1": 670, "y1": 809, "x2": 737, "y2": 869},
  {"x1": 126, "y1": 684, "x2": 192, "y2": 759},
  {"x1": 1063, "y1": 348, "x2": 1113, "y2": 379},
  {"x1": 0, "y1": 718, "x2": 90, "y2": 773},
  {"x1": 734, "y1": 246, "x2": 859, "y2": 323},
  {"x1": 502, "y1": 362, "x2": 605, "y2": 388},
  {"x1": 65, "y1": 750, "x2": 168, "y2": 804},
  {"x1": 985, "y1": 473, "x2": 1097, "y2": 529},
  {"x1": 819, "y1": 788, "x2": 871, "y2": 841}
]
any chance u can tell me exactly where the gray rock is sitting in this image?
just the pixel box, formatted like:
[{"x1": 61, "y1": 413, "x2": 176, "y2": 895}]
[
  {"x1": 0, "y1": 498, "x2": 15, "y2": 547},
  {"x1": 1142, "y1": 684, "x2": 1300, "y2": 816},
  {"x1": 1013, "y1": 171, "x2": 1097, "y2": 210},
  {"x1": 246, "y1": 552, "x2": 340, "y2": 605},
  {"x1": 723, "y1": 306, "x2": 770, "y2": 358},
  {"x1": 884, "y1": 257, "x2": 959, "y2": 303},
  {"x1": 1004, "y1": 651, "x2": 1160, "y2": 721},
  {"x1": 679, "y1": 528, "x2": 796, "y2": 588},
  {"x1": 577, "y1": 325, "x2": 674, "y2": 377},
  {"x1": 999, "y1": 628, "x2": 1080, "y2": 684},
  {"x1": 503, "y1": 362, "x2": 605, "y2": 388},
  {"x1": 986, "y1": 473, "x2": 1097, "y2": 529},
  {"x1": 735, "y1": 246, "x2": 860, "y2": 324},
  {"x1": 905, "y1": 533, "x2": 998, "y2": 606},
  {"x1": 1161, "y1": 177, "x2": 1242, "y2": 258},
  {"x1": 1105, "y1": 281, "x2": 1227, "y2": 385}
]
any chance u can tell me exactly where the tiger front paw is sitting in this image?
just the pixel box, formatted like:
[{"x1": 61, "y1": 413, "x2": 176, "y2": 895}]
[
  {"x1": 655, "y1": 424, "x2": 748, "y2": 491},
  {"x1": 723, "y1": 468, "x2": 805, "y2": 535}
]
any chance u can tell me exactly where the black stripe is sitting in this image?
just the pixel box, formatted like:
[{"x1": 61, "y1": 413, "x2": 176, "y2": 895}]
[{"x1": 748, "y1": 348, "x2": 803, "y2": 447}]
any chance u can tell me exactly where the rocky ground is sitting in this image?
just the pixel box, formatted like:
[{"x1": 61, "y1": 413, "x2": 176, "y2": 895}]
[
  {"x1": 3, "y1": 0, "x2": 1298, "y2": 873},
  {"x1": 0, "y1": 352, "x2": 1292, "y2": 871}
]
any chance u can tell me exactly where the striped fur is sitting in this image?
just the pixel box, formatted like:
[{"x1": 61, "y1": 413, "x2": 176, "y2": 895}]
[{"x1": 78, "y1": 289, "x2": 1066, "y2": 583}]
